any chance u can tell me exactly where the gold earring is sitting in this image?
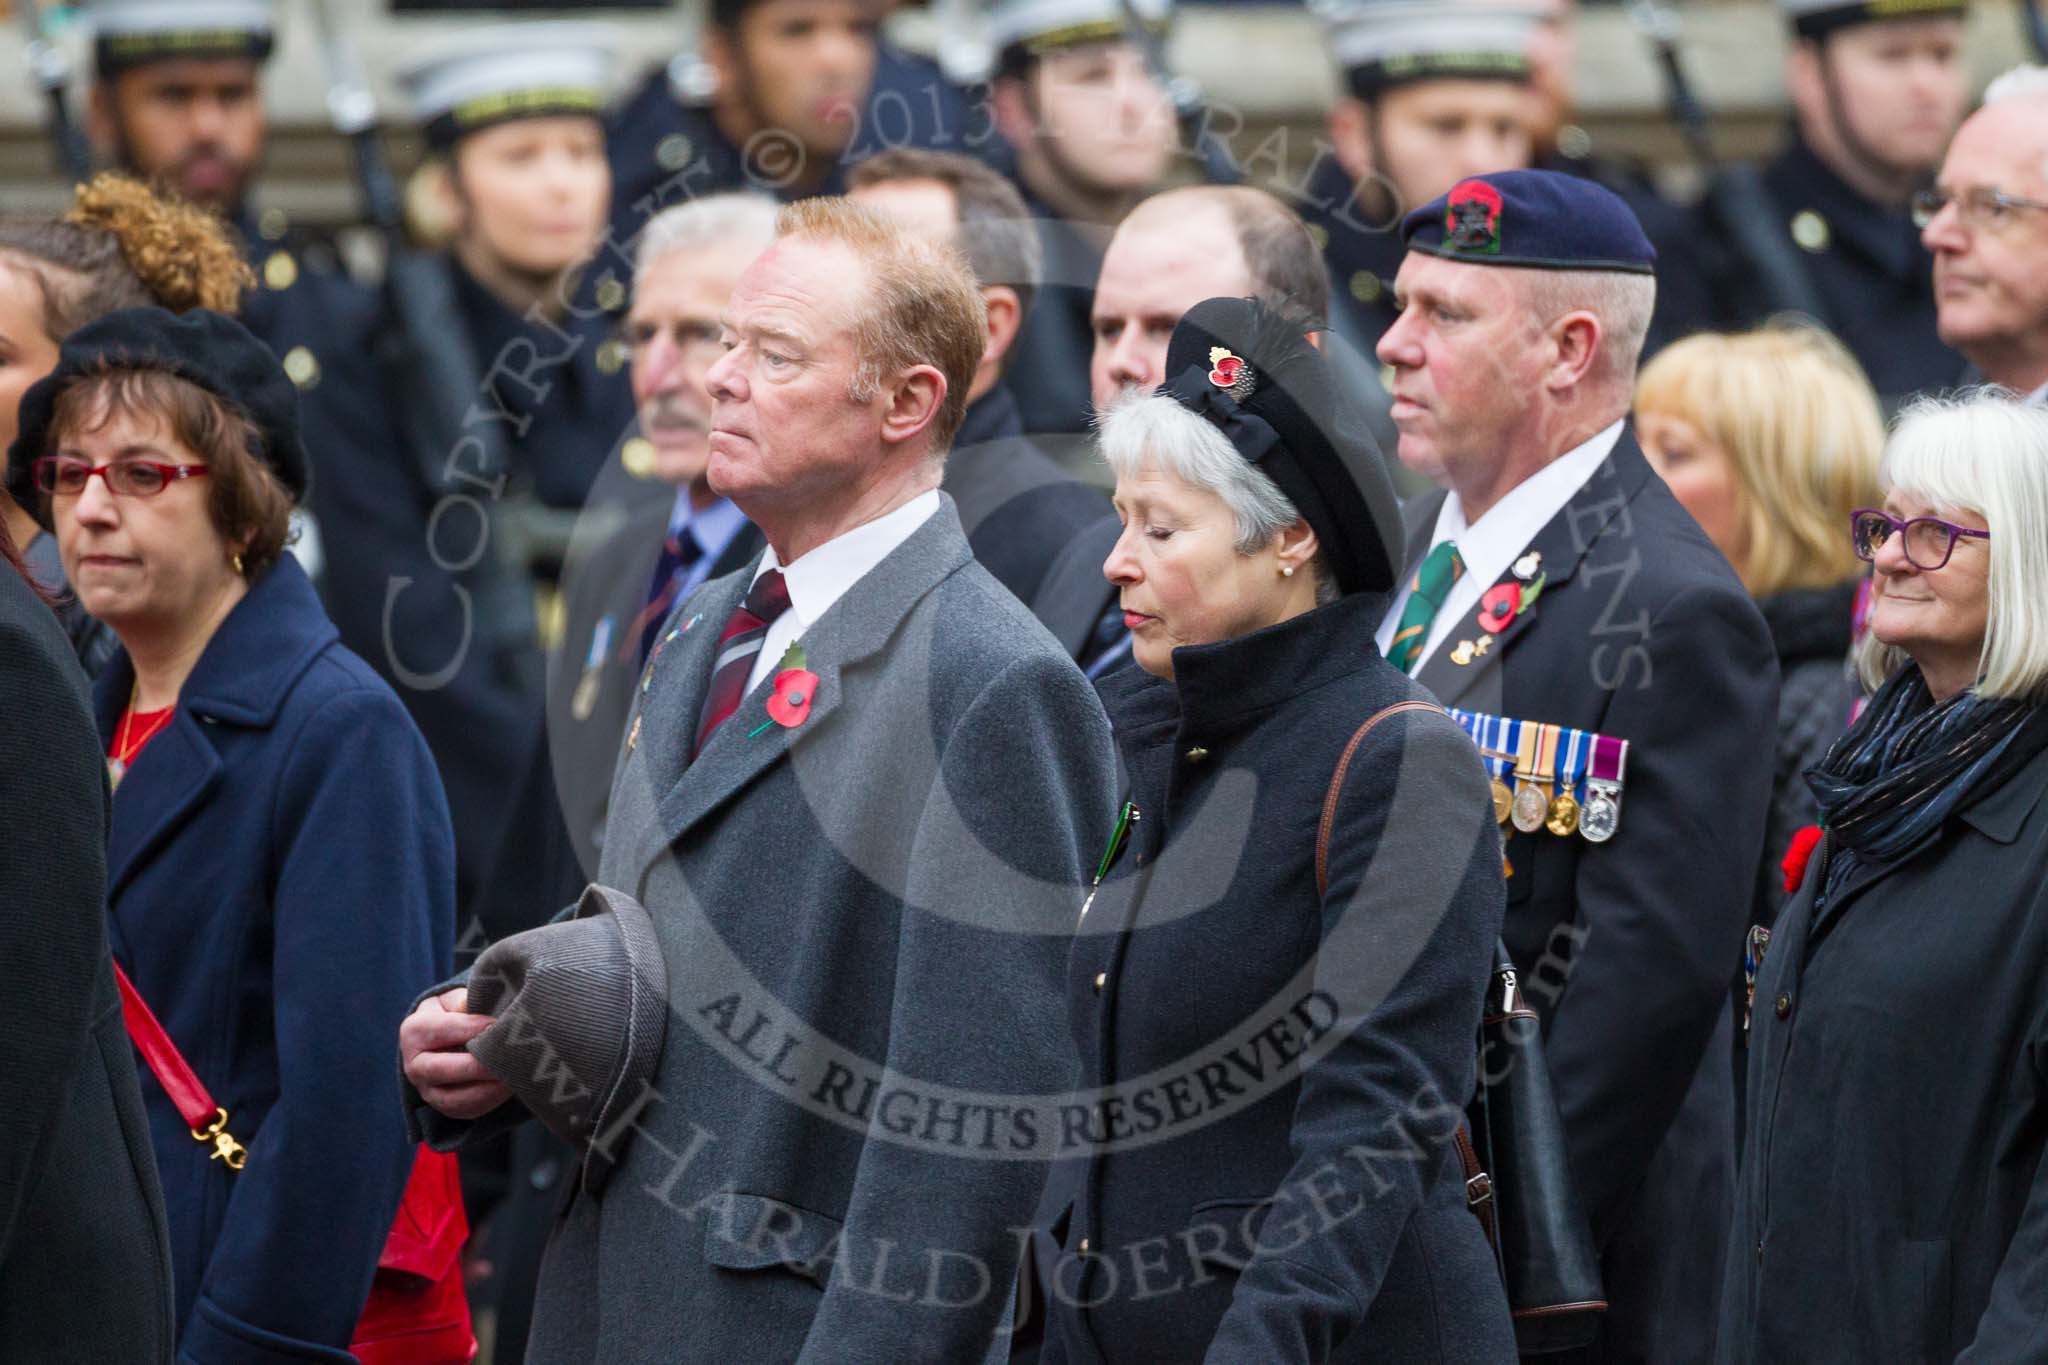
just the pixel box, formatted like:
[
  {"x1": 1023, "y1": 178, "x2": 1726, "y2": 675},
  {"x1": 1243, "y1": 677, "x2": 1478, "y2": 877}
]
[
  {"x1": 1280, "y1": 565, "x2": 1295, "y2": 578},
  {"x1": 231, "y1": 552, "x2": 244, "y2": 575}
]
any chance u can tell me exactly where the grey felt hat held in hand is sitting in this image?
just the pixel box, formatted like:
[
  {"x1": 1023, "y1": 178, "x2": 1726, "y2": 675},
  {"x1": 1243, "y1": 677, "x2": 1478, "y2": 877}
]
[{"x1": 465, "y1": 883, "x2": 669, "y2": 1195}]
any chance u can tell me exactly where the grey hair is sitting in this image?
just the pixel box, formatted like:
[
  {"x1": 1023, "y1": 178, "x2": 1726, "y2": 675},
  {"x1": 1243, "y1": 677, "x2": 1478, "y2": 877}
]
[
  {"x1": 1517, "y1": 268, "x2": 1658, "y2": 385},
  {"x1": 634, "y1": 193, "x2": 780, "y2": 276},
  {"x1": 1097, "y1": 392, "x2": 1338, "y2": 603},
  {"x1": 1855, "y1": 391, "x2": 2048, "y2": 701},
  {"x1": 1984, "y1": 64, "x2": 2048, "y2": 105}
]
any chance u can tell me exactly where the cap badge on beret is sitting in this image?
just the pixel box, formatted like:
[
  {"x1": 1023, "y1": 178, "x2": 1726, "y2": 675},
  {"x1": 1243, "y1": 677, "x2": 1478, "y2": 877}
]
[
  {"x1": 1207, "y1": 346, "x2": 1255, "y2": 400},
  {"x1": 1446, "y1": 179, "x2": 1505, "y2": 255}
]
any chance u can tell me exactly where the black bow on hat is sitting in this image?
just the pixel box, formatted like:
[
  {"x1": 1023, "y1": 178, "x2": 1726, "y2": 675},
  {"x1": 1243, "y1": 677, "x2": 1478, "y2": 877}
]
[{"x1": 1157, "y1": 297, "x2": 1403, "y2": 595}]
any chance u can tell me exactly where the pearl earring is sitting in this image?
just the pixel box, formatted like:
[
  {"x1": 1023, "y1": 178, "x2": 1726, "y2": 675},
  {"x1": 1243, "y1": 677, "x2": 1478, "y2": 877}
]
[{"x1": 1280, "y1": 565, "x2": 1295, "y2": 578}]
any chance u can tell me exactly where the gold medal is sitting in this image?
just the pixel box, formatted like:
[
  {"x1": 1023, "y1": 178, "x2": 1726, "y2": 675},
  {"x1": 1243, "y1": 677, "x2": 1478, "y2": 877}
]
[
  {"x1": 1490, "y1": 778, "x2": 1513, "y2": 826},
  {"x1": 1545, "y1": 790, "x2": 1580, "y2": 836}
]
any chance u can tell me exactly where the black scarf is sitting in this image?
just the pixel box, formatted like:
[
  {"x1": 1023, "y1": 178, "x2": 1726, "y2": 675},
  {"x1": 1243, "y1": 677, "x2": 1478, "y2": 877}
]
[{"x1": 1806, "y1": 668, "x2": 2048, "y2": 893}]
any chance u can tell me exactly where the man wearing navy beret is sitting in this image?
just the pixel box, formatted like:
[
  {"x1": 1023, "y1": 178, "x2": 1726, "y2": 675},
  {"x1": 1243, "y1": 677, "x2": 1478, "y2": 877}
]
[{"x1": 1375, "y1": 169, "x2": 1778, "y2": 1364}]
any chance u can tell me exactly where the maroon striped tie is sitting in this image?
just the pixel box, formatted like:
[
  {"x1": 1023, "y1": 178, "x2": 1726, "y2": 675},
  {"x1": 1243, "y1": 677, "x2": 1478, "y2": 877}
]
[{"x1": 692, "y1": 569, "x2": 793, "y2": 759}]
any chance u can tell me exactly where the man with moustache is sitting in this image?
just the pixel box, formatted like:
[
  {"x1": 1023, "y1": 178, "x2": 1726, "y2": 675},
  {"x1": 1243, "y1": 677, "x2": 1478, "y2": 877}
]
[
  {"x1": 1696, "y1": 0, "x2": 1974, "y2": 403},
  {"x1": 1375, "y1": 169, "x2": 1775, "y2": 1365},
  {"x1": 401, "y1": 199, "x2": 1117, "y2": 1363},
  {"x1": 1921, "y1": 65, "x2": 2048, "y2": 405},
  {"x1": 463, "y1": 193, "x2": 776, "y2": 1364}
]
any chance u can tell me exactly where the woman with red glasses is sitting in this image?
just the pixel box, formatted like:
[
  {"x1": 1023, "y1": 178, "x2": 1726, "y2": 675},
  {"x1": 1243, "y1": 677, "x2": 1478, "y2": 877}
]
[
  {"x1": 1721, "y1": 392, "x2": 2048, "y2": 1363},
  {"x1": 7, "y1": 306, "x2": 465, "y2": 1364}
]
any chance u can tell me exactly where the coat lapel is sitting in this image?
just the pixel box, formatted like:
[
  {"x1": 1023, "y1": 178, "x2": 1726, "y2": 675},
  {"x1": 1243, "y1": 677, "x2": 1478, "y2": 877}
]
[
  {"x1": 106, "y1": 712, "x2": 224, "y2": 900},
  {"x1": 1412, "y1": 431, "x2": 1654, "y2": 709},
  {"x1": 631, "y1": 501, "x2": 976, "y2": 884}
]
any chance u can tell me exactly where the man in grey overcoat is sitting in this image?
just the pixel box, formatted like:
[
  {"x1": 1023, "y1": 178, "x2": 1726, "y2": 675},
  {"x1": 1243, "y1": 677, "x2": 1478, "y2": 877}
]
[{"x1": 401, "y1": 198, "x2": 1119, "y2": 1363}]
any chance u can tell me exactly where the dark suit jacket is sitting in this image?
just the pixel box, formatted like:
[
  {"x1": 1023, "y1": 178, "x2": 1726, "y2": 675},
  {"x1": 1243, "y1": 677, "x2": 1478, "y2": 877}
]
[
  {"x1": 1723, "y1": 718, "x2": 2048, "y2": 1363},
  {"x1": 0, "y1": 562, "x2": 173, "y2": 1364},
  {"x1": 413, "y1": 499, "x2": 1120, "y2": 1362},
  {"x1": 1044, "y1": 593, "x2": 1515, "y2": 1364},
  {"x1": 97, "y1": 558, "x2": 455, "y2": 1363},
  {"x1": 1403, "y1": 430, "x2": 1777, "y2": 1365}
]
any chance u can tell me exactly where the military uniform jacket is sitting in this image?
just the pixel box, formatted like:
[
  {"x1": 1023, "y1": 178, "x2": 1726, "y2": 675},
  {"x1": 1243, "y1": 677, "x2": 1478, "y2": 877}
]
[
  {"x1": 1700, "y1": 134, "x2": 1965, "y2": 403},
  {"x1": 1722, "y1": 718, "x2": 2048, "y2": 1364},
  {"x1": 319, "y1": 254, "x2": 636, "y2": 910},
  {"x1": 1001, "y1": 195, "x2": 1112, "y2": 438},
  {"x1": 943, "y1": 387, "x2": 1110, "y2": 611},
  {"x1": 1043, "y1": 593, "x2": 1515, "y2": 1365},
  {"x1": 604, "y1": 45, "x2": 985, "y2": 249},
  {"x1": 1402, "y1": 431, "x2": 1777, "y2": 1364},
  {"x1": 414, "y1": 500, "x2": 1119, "y2": 1363}
]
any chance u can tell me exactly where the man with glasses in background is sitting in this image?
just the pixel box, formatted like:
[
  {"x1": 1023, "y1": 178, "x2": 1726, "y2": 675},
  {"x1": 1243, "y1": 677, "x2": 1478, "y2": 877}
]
[{"x1": 1920, "y1": 65, "x2": 2048, "y2": 405}]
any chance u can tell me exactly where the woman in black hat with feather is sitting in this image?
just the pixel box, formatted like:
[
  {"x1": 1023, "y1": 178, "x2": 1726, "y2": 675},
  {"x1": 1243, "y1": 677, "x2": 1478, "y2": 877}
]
[
  {"x1": 1040, "y1": 297, "x2": 1514, "y2": 1363},
  {"x1": 7, "y1": 307, "x2": 465, "y2": 1362}
]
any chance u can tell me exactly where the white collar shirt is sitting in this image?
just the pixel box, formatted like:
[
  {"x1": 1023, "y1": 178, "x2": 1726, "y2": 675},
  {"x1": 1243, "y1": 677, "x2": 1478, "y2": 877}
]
[
  {"x1": 1375, "y1": 420, "x2": 1626, "y2": 667},
  {"x1": 743, "y1": 489, "x2": 942, "y2": 694}
]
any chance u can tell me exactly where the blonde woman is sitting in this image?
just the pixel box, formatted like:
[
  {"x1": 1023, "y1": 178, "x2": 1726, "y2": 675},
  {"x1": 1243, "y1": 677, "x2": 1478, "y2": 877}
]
[
  {"x1": 1635, "y1": 324, "x2": 1884, "y2": 921},
  {"x1": 1721, "y1": 395, "x2": 2048, "y2": 1363}
]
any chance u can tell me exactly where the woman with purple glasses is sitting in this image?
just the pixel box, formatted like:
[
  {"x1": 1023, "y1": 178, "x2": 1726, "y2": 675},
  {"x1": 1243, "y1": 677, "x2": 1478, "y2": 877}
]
[{"x1": 1719, "y1": 392, "x2": 2048, "y2": 1363}]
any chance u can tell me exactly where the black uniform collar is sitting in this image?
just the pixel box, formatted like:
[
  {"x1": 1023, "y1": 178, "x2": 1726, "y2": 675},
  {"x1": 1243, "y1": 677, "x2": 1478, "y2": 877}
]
[
  {"x1": 955, "y1": 385, "x2": 1025, "y2": 449},
  {"x1": 1766, "y1": 131, "x2": 1928, "y2": 283}
]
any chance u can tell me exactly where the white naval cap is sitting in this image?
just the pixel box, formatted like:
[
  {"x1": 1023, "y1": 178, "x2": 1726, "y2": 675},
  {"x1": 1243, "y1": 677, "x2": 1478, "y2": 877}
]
[
  {"x1": 86, "y1": 0, "x2": 276, "y2": 74},
  {"x1": 987, "y1": 0, "x2": 1172, "y2": 64},
  {"x1": 1313, "y1": 0, "x2": 1538, "y2": 97},
  {"x1": 1776, "y1": 0, "x2": 1967, "y2": 39},
  {"x1": 399, "y1": 23, "x2": 618, "y2": 150}
]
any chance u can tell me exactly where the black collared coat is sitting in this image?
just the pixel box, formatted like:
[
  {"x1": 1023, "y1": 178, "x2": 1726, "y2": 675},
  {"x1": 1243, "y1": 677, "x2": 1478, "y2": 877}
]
[
  {"x1": 1720, "y1": 710, "x2": 2048, "y2": 1364},
  {"x1": 1042, "y1": 593, "x2": 1515, "y2": 1364}
]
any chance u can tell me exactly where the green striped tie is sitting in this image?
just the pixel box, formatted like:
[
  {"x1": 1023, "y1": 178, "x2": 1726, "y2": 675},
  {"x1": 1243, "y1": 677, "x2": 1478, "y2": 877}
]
[{"x1": 1389, "y1": 540, "x2": 1464, "y2": 674}]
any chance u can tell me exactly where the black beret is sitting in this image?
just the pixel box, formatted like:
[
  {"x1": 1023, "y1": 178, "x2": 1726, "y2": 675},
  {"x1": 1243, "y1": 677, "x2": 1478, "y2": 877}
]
[
  {"x1": 1157, "y1": 297, "x2": 1403, "y2": 596},
  {"x1": 6, "y1": 307, "x2": 309, "y2": 512},
  {"x1": 1402, "y1": 169, "x2": 1656, "y2": 275}
]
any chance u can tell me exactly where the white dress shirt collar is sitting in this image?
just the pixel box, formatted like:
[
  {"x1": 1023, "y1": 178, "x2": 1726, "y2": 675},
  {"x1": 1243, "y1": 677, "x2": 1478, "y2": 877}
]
[
  {"x1": 743, "y1": 488, "x2": 942, "y2": 692},
  {"x1": 1375, "y1": 420, "x2": 1625, "y2": 666}
]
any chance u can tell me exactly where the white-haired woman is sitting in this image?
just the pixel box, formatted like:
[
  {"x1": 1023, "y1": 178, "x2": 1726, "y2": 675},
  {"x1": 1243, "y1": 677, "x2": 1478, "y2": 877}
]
[
  {"x1": 1040, "y1": 297, "x2": 1515, "y2": 1364},
  {"x1": 1720, "y1": 393, "x2": 2048, "y2": 1363}
]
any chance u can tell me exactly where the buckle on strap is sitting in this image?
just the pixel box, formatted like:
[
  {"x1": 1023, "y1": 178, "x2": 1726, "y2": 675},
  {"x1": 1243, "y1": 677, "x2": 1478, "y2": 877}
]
[
  {"x1": 1466, "y1": 1170, "x2": 1493, "y2": 1209},
  {"x1": 189, "y1": 1106, "x2": 248, "y2": 1171}
]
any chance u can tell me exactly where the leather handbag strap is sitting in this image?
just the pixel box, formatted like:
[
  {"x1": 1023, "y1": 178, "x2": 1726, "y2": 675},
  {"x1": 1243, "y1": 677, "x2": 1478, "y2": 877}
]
[
  {"x1": 1317, "y1": 700, "x2": 1448, "y2": 899},
  {"x1": 114, "y1": 960, "x2": 247, "y2": 1169}
]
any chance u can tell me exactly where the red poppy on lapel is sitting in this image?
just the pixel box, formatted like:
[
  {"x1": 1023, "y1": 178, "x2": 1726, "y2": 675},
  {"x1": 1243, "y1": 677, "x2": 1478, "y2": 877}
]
[
  {"x1": 1478, "y1": 571, "x2": 1546, "y2": 633},
  {"x1": 1781, "y1": 825, "x2": 1824, "y2": 893},
  {"x1": 765, "y1": 668, "x2": 818, "y2": 728}
]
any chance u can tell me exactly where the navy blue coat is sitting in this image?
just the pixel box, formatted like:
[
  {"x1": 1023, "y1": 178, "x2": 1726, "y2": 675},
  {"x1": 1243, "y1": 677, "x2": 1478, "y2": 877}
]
[
  {"x1": 96, "y1": 557, "x2": 455, "y2": 1365},
  {"x1": 1043, "y1": 593, "x2": 1515, "y2": 1364}
]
